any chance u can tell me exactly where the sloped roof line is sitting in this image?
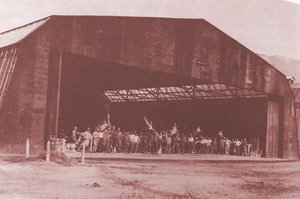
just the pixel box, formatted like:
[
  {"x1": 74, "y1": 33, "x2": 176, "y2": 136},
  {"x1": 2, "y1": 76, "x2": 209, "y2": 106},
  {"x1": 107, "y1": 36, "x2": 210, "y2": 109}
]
[
  {"x1": 0, "y1": 16, "x2": 51, "y2": 35},
  {"x1": 0, "y1": 15, "x2": 289, "y2": 87},
  {"x1": 0, "y1": 16, "x2": 51, "y2": 48}
]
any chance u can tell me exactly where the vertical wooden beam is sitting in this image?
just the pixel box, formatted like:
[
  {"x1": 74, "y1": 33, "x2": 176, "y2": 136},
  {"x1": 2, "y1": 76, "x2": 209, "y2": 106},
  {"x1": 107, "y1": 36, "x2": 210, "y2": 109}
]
[
  {"x1": 55, "y1": 50, "x2": 63, "y2": 139},
  {"x1": 266, "y1": 100, "x2": 280, "y2": 158},
  {"x1": 81, "y1": 143, "x2": 86, "y2": 164},
  {"x1": 26, "y1": 138, "x2": 30, "y2": 159},
  {"x1": 46, "y1": 140, "x2": 50, "y2": 162}
]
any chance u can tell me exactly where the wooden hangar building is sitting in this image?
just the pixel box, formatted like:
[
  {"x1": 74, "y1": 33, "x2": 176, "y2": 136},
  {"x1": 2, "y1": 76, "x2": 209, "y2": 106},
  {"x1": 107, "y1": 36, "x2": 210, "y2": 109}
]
[{"x1": 0, "y1": 16, "x2": 298, "y2": 159}]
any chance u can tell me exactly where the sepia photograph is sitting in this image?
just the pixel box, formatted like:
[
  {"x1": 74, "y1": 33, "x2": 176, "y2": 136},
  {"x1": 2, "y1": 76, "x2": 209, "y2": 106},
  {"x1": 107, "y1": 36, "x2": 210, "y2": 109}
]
[{"x1": 0, "y1": 0, "x2": 300, "y2": 198}]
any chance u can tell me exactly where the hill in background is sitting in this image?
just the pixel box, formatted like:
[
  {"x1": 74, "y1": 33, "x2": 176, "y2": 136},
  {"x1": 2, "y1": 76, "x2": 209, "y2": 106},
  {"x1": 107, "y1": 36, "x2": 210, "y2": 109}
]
[{"x1": 259, "y1": 54, "x2": 300, "y2": 83}]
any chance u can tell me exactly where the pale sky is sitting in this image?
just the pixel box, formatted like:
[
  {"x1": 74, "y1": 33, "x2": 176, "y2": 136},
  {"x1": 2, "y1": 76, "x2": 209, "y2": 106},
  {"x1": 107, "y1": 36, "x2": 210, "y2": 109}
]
[{"x1": 0, "y1": 0, "x2": 299, "y2": 60}]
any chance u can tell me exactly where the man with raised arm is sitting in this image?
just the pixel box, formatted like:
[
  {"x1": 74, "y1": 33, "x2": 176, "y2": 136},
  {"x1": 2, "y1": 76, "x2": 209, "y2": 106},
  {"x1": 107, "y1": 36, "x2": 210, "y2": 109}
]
[
  {"x1": 144, "y1": 116, "x2": 162, "y2": 155},
  {"x1": 144, "y1": 116, "x2": 154, "y2": 130},
  {"x1": 99, "y1": 113, "x2": 111, "y2": 132},
  {"x1": 171, "y1": 123, "x2": 178, "y2": 136}
]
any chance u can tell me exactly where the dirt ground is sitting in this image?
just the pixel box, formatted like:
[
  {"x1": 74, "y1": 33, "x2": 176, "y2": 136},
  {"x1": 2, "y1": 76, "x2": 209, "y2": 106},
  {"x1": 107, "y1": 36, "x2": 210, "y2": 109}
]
[{"x1": 0, "y1": 155, "x2": 300, "y2": 199}]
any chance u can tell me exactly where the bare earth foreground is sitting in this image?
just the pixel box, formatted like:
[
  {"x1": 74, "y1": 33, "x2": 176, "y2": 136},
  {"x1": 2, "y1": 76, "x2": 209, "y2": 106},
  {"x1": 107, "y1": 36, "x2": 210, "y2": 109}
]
[{"x1": 0, "y1": 154, "x2": 300, "y2": 199}]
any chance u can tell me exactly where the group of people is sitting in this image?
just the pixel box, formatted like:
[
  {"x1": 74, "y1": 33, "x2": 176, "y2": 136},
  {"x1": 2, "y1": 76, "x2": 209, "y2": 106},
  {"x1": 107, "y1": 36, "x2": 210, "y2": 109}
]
[{"x1": 68, "y1": 115, "x2": 254, "y2": 156}]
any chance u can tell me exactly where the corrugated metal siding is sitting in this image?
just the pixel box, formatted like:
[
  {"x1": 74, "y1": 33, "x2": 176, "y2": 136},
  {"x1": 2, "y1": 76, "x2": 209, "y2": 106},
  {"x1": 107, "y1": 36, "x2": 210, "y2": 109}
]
[{"x1": 0, "y1": 47, "x2": 19, "y2": 110}]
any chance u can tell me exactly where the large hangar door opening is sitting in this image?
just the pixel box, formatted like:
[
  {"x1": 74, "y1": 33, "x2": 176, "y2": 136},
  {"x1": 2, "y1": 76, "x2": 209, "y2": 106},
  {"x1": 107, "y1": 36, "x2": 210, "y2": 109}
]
[
  {"x1": 110, "y1": 99, "x2": 267, "y2": 150},
  {"x1": 58, "y1": 55, "x2": 108, "y2": 134},
  {"x1": 52, "y1": 52, "x2": 274, "y2": 157},
  {"x1": 56, "y1": 52, "x2": 202, "y2": 137}
]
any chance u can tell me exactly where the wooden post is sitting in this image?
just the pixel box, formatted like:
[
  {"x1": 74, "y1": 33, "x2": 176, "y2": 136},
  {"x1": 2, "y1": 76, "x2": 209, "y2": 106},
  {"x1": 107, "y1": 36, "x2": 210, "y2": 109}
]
[
  {"x1": 81, "y1": 142, "x2": 86, "y2": 164},
  {"x1": 55, "y1": 50, "x2": 62, "y2": 139},
  {"x1": 25, "y1": 138, "x2": 30, "y2": 159},
  {"x1": 62, "y1": 139, "x2": 66, "y2": 153},
  {"x1": 89, "y1": 138, "x2": 93, "y2": 153},
  {"x1": 46, "y1": 140, "x2": 50, "y2": 162}
]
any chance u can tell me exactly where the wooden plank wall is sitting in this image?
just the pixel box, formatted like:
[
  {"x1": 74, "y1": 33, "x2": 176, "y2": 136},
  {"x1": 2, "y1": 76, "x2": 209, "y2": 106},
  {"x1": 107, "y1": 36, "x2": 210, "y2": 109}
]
[
  {"x1": 266, "y1": 100, "x2": 279, "y2": 158},
  {"x1": 44, "y1": 50, "x2": 61, "y2": 140}
]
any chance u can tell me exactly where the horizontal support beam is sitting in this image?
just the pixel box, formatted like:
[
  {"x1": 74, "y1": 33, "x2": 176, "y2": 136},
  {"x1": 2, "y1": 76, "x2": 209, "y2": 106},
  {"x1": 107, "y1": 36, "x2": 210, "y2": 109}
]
[{"x1": 104, "y1": 84, "x2": 268, "y2": 103}]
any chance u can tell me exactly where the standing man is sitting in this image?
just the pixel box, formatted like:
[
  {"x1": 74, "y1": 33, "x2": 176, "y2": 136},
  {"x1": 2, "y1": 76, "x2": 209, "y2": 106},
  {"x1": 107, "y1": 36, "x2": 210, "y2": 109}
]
[
  {"x1": 216, "y1": 130, "x2": 224, "y2": 154},
  {"x1": 206, "y1": 137, "x2": 213, "y2": 154},
  {"x1": 166, "y1": 132, "x2": 172, "y2": 154},
  {"x1": 85, "y1": 128, "x2": 93, "y2": 152},
  {"x1": 143, "y1": 116, "x2": 162, "y2": 155},
  {"x1": 132, "y1": 132, "x2": 140, "y2": 153},
  {"x1": 92, "y1": 128, "x2": 101, "y2": 152},
  {"x1": 111, "y1": 126, "x2": 117, "y2": 153},
  {"x1": 234, "y1": 139, "x2": 242, "y2": 156},
  {"x1": 116, "y1": 128, "x2": 123, "y2": 153},
  {"x1": 224, "y1": 137, "x2": 232, "y2": 155},
  {"x1": 124, "y1": 132, "x2": 131, "y2": 153},
  {"x1": 241, "y1": 138, "x2": 248, "y2": 156},
  {"x1": 187, "y1": 133, "x2": 195, "y2": 154},
  {"x1": 77, "y1": 128, "x2": 92, "y2": 152},
  {"x1": 71, "y1": 126, "x2": 80, "y2": 143}
]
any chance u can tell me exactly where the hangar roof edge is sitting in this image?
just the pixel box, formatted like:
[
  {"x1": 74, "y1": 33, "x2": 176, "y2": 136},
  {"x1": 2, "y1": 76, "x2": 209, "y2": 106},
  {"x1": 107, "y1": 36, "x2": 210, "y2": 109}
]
[
  {"x1": 0, "y1": 15, "x2": 206, "y2": 36},
  {"x1": 0, "y1": 15, "x2": 289, "y2": 84},
  {"x1": 0, "y1": 16, "x2": 51, "y2": 48}
]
